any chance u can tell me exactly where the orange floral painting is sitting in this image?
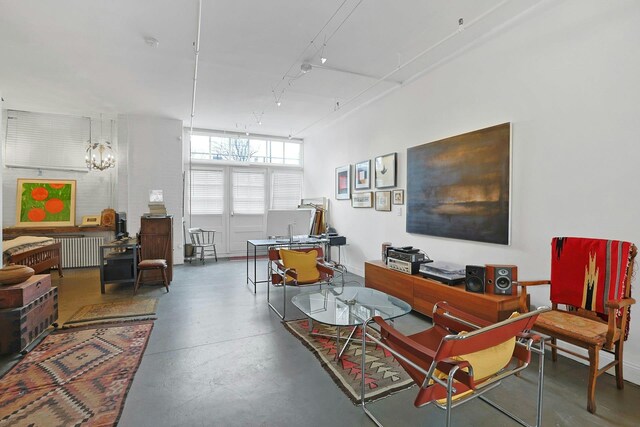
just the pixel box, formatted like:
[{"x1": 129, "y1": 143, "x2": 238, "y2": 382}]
[{"x1": 16, "y1": 179, "x2": 76, "y2": 227}]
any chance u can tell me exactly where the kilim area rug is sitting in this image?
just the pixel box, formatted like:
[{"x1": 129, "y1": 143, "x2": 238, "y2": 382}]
[
  {"x1": 64, "y1": 298, "x2": 158, "y2": 326},
  {"x1": 0, "y1": 321, "x2": 153, "y2": 426},
  {"x1": 284, "y1": 319, "x2": 414, "y2": 404}
]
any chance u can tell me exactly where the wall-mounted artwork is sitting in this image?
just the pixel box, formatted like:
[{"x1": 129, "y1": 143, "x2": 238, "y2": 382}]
[
  {"x1": 406, "y1": 123, "x2": 511, "y2": 245},
  {"x1": 352, "y1": 192, "x2": 373, "y2": 208},
  {"x1": 16, "y1": 178, "x2": 76, "y2": 227},
  {"x1": 374, "y1": 153, "x2": 397, "y2": 188},
  {"x1": 393, "y1": 189, "x2": 404, "y2": 205},
  {"x1": 354, "y1": 160, "x2": 371, "y2": 190},
  {"x1": 335, "y1": 165, "x2": 351, "y2": 200},
  {"x1": 375, "y1": 191, "x2": 392, "y2": 211}
]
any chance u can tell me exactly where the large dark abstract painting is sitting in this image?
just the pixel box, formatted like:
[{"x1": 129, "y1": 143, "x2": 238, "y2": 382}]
[{"x1": 406, "y1": 123, "x2": 511, "y2": 245}]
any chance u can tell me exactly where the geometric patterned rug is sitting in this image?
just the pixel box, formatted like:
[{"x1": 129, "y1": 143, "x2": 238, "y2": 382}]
[
  {"x1": 284, "y1": 319, "x2": 414, "y2": 404},
  {"x1": 0, "y1": 321, "x2": 153, "y2": 426},
  {"x1": 64, "y1": 298, "x2": 158, "y2": 327}
]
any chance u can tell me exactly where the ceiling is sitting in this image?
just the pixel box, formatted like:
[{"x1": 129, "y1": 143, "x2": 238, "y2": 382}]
[{"x1": 0, "y1": 0, "x2": 544, "y2": 139}]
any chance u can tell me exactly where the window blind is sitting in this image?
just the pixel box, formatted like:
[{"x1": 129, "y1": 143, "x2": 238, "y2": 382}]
[
  {"x1": 191, "y1": 169, "x2": 224, "y2": 215},
  {"x1": 271, "y1": 171, "x2": 303, "y2": 210},
  {"x1": 232, "y1": 170, "x2": 265, "y2": 215},
  {"x1": 5, "y1": 110, "x2": 90, "y2": 170}
]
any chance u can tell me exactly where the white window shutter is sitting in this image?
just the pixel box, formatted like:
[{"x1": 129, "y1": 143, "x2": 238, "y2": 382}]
[
  {"x1": 271, "y1": 171, "x2": 303, "y2": 210},
  {"x1": 232, "y1": 170, "x2": 265, "y2": 215},
  {"x1": 191, "y1": 170, "x2": 224, "y2": 214},
  {"x1": 5, "y1": 110, "x2": 90, "y2": 170}
]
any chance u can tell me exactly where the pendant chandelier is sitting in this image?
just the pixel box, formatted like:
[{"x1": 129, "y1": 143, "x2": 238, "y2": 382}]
[{"x1": 86, "y1": 116, "x2": 115, "y2": 171}]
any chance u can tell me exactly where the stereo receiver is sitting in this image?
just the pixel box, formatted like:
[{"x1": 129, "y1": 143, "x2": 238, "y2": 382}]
[
  {"x1": 387, "y1": 257, "x2": 422, "y2": 275},
  {"x1": 387, "y1": 249, "x2": 425, "y2": 263}
]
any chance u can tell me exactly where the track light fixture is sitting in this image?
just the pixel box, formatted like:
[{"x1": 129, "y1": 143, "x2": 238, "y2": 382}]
[
  {"x1": 320, "y1": 38, "x2": 327, "y2": 64},
  {"x1": 253, "y1": 111, "x2": 264, "y2": 125},
  {"x1": 272, "y1": 87, "x2": 284, "y2": 107}
]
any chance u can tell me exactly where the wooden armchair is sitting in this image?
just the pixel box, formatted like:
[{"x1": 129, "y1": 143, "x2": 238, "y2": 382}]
[
  {"x1": 518, "y1": 237, "x2": 636, "y2": 413},
  {"x1": 362, "y1": 302, "x2": 549, "y2": 427},
  {"x1": 267, "y1": 246, "x2": 344, "y2": 319}
]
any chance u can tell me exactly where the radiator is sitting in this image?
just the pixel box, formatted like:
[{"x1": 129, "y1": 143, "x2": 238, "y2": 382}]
[{"x1": 53, "y1": 236, "x2": 104, "y2": 268}]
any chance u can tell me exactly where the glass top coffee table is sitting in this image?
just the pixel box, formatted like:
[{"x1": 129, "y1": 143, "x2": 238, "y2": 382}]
[{"x1": 291, "y1": 286, "x2": 412, "y2": 360}]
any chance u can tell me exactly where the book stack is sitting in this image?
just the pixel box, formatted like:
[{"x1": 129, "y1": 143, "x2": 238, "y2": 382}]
[
  {"x1": 147, "y1": 203, "x2": 167, "y2": 216},
  {"x1": 146, "y1": 189, "x2": 167, "y2": 217}
]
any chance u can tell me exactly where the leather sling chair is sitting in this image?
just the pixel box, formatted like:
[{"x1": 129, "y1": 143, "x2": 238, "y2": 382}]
[{"x1": 361, "y1": 302, "x2": 549, "y2": 427}]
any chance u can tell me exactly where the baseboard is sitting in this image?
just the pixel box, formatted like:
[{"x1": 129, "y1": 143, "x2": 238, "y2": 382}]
[
  {"x1": 347, "y1": 263, "x2": 364, "y2": 278},
  {"x1": 555, "y1": 342, "x2": 640, "y2": 386}
]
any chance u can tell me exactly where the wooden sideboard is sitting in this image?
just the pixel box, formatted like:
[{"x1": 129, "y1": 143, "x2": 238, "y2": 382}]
[
  {"x1": 364, "y1": 260, "x2": 521, "y2": 322},
  {"x1": 3, "y1": 225, "x2": 114, "y2": 239}
]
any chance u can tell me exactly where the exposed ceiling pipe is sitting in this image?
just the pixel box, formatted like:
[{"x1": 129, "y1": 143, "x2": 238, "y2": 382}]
[
  {"x1": 189, "y1": 0, "x2": 202, "y2": 134},
  {"x1": 187, "y1": 0, "x2": 203, "y2": 226}
]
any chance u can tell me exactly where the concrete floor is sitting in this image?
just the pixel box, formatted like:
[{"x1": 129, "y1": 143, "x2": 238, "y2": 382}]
[{"x1": 2, "y1": 260, "x2": 640, "y2": 426}]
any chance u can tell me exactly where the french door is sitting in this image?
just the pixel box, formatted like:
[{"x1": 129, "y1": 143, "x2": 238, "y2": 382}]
[
  {"x1": 189, "y1": 166, "x2": 300, "y2": 256},
  {"x1": 228, "y1": 168, "x2": 266, "y2": 253}
]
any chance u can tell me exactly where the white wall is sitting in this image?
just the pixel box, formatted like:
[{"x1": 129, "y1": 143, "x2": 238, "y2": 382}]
[
  {"x1": 304, "y1": 1, "x2": 640, "y2": 383},
  {"x1": 118, "y1": 114, "x2": 184, "y2": 263}
]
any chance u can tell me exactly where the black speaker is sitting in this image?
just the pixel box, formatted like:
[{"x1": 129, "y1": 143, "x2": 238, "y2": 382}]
[
  {"x1": 465, "y1": 265, "x2": 485, "y2": 293},
  {"x1": 486, "y1": 265, "x2": 518, "y2": 295}
]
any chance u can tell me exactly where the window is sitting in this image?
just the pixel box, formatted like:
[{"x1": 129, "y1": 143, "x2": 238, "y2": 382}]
[
  {"x1": 232, "y1": 170, "x2": 265, "y2": 215},
  {"x1": 191, "y1": 169, "x2": 224, "y2": 214},
  {"x1": 5, "y1": 110, "x2": 90, "y2": 170},
  {"x1": 190, "y1": 132, "x2": 302, "y2": 166},
  {"x1": 271, "y1": 171, "x2": 303, "y2": 210}
]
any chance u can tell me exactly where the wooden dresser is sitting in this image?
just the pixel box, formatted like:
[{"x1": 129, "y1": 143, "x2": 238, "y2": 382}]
[
  {"x1": 364, "y1": 260, "x2": 521, "y2": 322},
  {"x1": 139, "y1": 216, "x2": 173, "y2": 283}
]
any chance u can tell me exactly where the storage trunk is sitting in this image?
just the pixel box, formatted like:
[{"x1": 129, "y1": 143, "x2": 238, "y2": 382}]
[
  {"x1": 0, "y1": 287, "x2": 58, "y2": 354},
  {"x1": 0, "y1": 274, "x2": 52, "y2": 309}
]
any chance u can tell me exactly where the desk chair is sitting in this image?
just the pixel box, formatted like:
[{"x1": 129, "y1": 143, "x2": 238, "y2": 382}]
[
  {"x1": 362, "y1": 302, "x2": 549, "y2": 427},
  {"x1": 518, "y1": 237, "x2": 636, "y2": 413},
  {"x1": 188, "y1": 228, "x2": 218, "y2": 263},
  {"x1": 134, "y1": 246, "x2": 169, "y2": 294}
]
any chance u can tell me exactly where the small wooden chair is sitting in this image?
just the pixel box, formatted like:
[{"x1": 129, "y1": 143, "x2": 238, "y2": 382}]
[
  {"x1": 362, "y1": 302, "x2": 549, "y2": 427},
  {"x1": 134, "y1": 246, "x2": 169, "y2": 294},
  {"x1": 187, "y1": 228, "x2": 218, "y2": 263},
  {"x1": 518, "y1": 237, "x2": 636, "y2": 413}
]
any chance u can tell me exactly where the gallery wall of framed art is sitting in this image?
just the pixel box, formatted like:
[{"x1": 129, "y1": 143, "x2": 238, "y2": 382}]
[{"x1": 336, "y1": 152, "x2": 403, "y2": 213}]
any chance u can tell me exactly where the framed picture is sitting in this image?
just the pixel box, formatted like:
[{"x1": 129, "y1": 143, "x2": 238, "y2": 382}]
[
  {"x1": 352, "y1": 192, "x2": 373, "y2": 208},
  {"x1": 16, "y1": 178, "x2": 76, "y2": 227},
  {"x1": 354, "y1": 159, "x2": 371, "y2": 190},
  {"x1": 393, "y1": 189, "x2": 404, "y2": 205},
  {"x1": 375, "y1": 191, "x2": 392, "y2": 211},
  {"x1": 374, "y1": 152, "x2": 397, "y2": 188},
  {"x1": 407, "y1": 123, "x2": 511, "y2": 244},
  {"x1": 335, "y1": 165, "x2": 351, "y2": 200}
]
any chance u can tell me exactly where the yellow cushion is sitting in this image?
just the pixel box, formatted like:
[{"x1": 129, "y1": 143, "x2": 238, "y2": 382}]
[
  {"x1": 279, "y1": 249, "x2": 320, "y2": 283},
  {"x1": 433, "y1": 312, "x2": 519, "y2": 403},
  {"x1": 452, "y1": 312, "x2": 518, "y2": 380}
]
